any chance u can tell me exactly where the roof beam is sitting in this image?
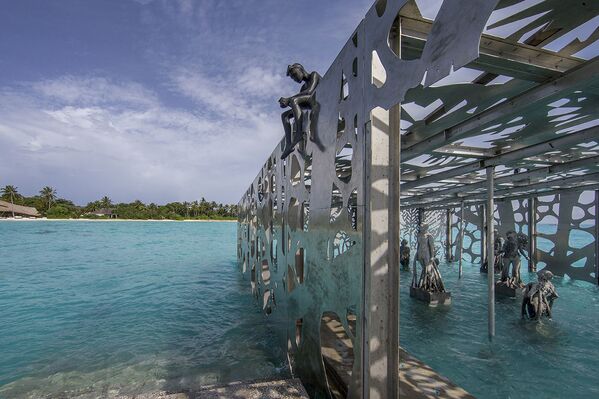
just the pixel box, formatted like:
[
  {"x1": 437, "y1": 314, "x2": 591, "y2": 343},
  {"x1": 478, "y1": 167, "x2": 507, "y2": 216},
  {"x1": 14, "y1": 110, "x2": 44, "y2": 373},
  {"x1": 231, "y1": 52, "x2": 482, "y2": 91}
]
[
  {"x1": 401, "y1": 125, "x2": 599, "y2": 191},
  {"x1": 403, "y1": 172, "x2": 599, "y2": 210},
  {"x1": 400, "y1": 16, "x2": 582, "y2": 81},
  {"x1": 403, "y1": 154, "x2": 599, "y2": 205},
  {"x1": 403, "y1": 182, "x2": 599, "y2": 212},
  {"x1": 401, "y1": 57, "x2": 599, "y2": 161}
]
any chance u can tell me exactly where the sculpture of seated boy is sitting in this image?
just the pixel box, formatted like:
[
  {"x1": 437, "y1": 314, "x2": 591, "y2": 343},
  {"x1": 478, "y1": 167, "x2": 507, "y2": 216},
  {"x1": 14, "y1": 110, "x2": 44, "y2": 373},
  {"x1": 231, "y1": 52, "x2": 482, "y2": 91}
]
[{"x1": 279, "y1": 63, "x2": 321, "y2": 159}]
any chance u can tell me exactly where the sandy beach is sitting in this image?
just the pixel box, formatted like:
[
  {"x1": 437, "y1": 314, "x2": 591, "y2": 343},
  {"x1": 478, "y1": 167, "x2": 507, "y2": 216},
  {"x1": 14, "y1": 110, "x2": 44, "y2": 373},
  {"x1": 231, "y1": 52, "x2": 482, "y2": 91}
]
[{"x1": 0, "y1": 218, "x2": 236, "y2": 222}]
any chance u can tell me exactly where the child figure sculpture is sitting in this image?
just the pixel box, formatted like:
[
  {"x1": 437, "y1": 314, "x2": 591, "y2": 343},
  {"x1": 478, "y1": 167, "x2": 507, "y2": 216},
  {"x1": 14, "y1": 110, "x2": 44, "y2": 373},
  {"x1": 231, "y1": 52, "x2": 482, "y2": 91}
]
[
  {"x1": 400, "y1": 239, "x2": 411, "y2": 271},
  {"x1": 412, "y1": 224, "x2": 446, "y2": 293},
  {"x1": 522, "y1": 270, "x2": 559, "y2": 320},
  {"x1": 499, "y1": 231, "x2": 529, "y2": 288},
  {"x1": 279, "y1": 63, "x2": 321, "y2": 159}
]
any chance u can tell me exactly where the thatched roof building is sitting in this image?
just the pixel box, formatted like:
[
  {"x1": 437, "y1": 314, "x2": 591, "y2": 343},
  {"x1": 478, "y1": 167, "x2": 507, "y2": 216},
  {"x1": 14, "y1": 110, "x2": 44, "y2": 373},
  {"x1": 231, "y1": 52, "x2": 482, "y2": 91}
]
[{"x1": 0, "y1": 200, "x2": 41, "y2": 218}]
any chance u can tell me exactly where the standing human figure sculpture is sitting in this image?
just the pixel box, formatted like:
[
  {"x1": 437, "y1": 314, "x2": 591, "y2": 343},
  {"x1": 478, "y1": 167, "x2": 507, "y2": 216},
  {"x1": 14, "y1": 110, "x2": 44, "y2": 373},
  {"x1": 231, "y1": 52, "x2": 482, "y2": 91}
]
[
  {"x1": 500, "y1": 230, "x2": 529, "y2": 288},
  {"x1": 481, "y1": 228, "x2": 504, "y2": 273},
  {"x1": 400, "y1": 239, "x2": 411, "y2": 271},
  {"x1": 279, "y1": 63, "x2": 321, "y2": 159},
  {"x1": 493, "y1": 229, "x2": 505, "y2": 273},
  {"x1": 412, "y1": 224, "x2": 446, "y2": 292}
]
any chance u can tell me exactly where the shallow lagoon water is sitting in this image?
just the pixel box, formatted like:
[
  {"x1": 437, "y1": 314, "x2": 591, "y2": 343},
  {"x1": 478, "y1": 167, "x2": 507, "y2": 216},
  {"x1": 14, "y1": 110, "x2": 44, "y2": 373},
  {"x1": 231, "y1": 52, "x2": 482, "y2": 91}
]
[
  {"x1": 400, "y1": 226, "x2": 599, "y2": 399},
  {"x1": 1, "y1": 221, "x2": 598, "y2": 398},
  {"x1": 0, "y1": 221, "x2": 286, "y2": 398}
]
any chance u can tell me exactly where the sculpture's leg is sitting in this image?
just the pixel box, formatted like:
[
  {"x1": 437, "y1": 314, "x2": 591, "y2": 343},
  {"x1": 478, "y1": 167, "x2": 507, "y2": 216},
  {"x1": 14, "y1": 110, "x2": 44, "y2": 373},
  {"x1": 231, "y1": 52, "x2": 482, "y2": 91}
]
[
  {"x1": 501, "y1": 257, "x2": 510, "y2": 281},
  {"x1": 281, "y1": 110, "x2": 295, "y2": 159},
  {"x1": 532, "y1": 296, "x2": 541, "y2": 320},
  {"x1": 513, "y1": 257, "x2": 521, "y2": 285},
  {"x1": 290, "y1": 98, "x2": 305, "y2": 145},
  {"x1": 521, "y1": 297, "x2": 528, "y2": 319},
  {"x1": 308, "y1": 99, "x2": 319, "y2": 142}
]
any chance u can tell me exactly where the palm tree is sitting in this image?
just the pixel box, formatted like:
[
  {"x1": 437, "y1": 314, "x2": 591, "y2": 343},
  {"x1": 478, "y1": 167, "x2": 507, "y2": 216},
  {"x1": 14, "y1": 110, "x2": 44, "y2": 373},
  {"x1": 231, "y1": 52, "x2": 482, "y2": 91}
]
[
  {"x1": 39, "y1": 186, "x2": 57, "y2": 211},
  {"x1": 1, "y1": 185, "x2": 19, "y2": 217},
  {"x1": 100, "y1": 196, "x2": 112, "y2": 209}
]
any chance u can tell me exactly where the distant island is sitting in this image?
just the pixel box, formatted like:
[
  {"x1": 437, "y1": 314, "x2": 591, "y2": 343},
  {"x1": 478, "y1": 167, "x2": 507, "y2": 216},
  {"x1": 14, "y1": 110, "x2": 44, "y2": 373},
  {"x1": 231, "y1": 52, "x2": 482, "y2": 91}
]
[{"x1": 0, "y1": 185, "x2": 237, "y2": 220}]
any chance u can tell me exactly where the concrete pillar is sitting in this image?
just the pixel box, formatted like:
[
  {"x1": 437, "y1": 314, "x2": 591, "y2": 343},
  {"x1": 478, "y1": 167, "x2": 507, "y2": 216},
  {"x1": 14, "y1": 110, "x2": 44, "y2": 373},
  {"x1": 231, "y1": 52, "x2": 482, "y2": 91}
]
[
  {"x1": 528, "y1": 196, "x2": 537, "y2": 272},
  {"x1": 480, "y1": 204, "x2": 486, "y2": 267},
  {"x1": 459, "y1": 202, "x2": 464, "y2": 278},
  {"x1": 486, "y1": 167, "x2": 495, "y2": 339},
  {"x1": 595, "y1": 190, "x2": 599, "y2": 285},
  {"x1": 362, "y1": 18, "x2": 400, "y2": 399},
  {"x1": 446, "y1": 208, "x2": 452, "y2": 261}
]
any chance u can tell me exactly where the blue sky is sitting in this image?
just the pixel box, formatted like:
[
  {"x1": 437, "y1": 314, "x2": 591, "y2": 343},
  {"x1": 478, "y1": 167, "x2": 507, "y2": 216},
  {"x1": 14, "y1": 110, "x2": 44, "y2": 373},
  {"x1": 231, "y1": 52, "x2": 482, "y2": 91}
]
[{"x1": 0, "y1": 0, "x2": 373, "y2": 204}]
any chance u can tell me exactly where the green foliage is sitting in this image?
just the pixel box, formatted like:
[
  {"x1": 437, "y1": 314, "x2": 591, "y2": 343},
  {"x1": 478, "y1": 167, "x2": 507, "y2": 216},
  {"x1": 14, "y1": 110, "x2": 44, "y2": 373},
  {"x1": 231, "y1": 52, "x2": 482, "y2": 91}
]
[
  {"x1": 39, "y1": 186, "x2": 57, "y2": 211},
  {"x1": 1, "y1": 184, "x2": 238, "y2": 220},
  {"x1": 46, "y1": 205, "x2": 76, "y2": 219}
]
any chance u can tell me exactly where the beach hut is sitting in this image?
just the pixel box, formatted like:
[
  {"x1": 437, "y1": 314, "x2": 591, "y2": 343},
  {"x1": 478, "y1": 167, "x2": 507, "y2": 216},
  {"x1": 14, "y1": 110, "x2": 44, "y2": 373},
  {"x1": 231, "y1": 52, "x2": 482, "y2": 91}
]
[{"x1": 0, "y1": 200, "x2": 41, "y2": 218}]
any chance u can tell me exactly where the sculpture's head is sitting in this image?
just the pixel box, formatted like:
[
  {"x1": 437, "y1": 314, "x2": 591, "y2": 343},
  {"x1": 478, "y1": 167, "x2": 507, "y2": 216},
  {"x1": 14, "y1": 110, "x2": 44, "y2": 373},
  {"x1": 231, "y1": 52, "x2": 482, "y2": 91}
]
[
  {"x1": 506, "y1": 230, "x2": 517, "y2": 241},
  {"x1": 493, "y1": 228, "x2": 499, "y2": 236},
  {"x1": 401, "y1": 239, "x2": 407, "y2": 245},
  {"x1": 421, "y1": 223, "x2": 429, "y2": 233},
  {"x1": 287, "y1": 63, "x2": 306, "y2": 83},
  {"x1": 538, "y1": 270, "x2": 554, "y2": 282}
]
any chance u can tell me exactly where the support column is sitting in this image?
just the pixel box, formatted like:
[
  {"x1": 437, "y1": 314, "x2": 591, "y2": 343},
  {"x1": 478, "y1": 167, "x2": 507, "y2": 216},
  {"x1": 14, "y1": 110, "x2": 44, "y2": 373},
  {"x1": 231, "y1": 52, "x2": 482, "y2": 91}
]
[
  {"x1": 446, "y1": 208, "x2": 452, "y2": 262},
  {"x1": 480, "y1": 204, "x2": 486, "y2": 268},
  {"x1": 595, "y1": 190, "x2": 599, "y2": 285},
  {"x1": 528, "y1": 196, "x2": 537, "y2": 272},
  {"x1": 486, "y1": 167, "x2": 495, "y2": 339},
  {"x1": 362, "y1": 18, "x2": 400, "y2": 399},
  {"x1": 459, "y1": 201, "x2": 464, "y2": 278}
]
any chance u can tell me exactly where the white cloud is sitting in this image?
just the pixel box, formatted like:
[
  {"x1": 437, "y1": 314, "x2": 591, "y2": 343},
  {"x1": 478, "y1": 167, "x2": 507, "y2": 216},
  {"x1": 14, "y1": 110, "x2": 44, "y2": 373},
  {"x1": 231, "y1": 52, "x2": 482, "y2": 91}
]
[
  {"x1": 0, "y1": 75, "x2": 282, "y2": 204},
  {"x1": 33, "y1": 76, "x2": 159, "y2": 108}
]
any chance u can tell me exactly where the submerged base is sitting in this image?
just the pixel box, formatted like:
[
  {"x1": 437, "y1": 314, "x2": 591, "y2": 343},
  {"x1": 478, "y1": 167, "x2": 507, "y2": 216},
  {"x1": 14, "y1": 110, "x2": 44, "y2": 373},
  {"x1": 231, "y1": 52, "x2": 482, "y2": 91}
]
[
  {"x1": 495, "y1": 282, "x2": 523, "y2": 298},
  {"x1": 410, "y1": 286, "x2": 451, "y2": 306}
]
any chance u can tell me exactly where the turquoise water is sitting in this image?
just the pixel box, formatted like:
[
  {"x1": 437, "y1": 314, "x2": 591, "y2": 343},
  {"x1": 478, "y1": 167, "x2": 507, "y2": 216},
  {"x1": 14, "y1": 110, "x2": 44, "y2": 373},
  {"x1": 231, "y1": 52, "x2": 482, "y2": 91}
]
[
  {"x1": 2, "y1": 221, "x2": 598, "y2": 398},
  {"x1": 400, "y1": 226, "x2": 599, "y2": 399},
  {"x1": 0, "y1": 221, "x2": 286, "y2": 398}
]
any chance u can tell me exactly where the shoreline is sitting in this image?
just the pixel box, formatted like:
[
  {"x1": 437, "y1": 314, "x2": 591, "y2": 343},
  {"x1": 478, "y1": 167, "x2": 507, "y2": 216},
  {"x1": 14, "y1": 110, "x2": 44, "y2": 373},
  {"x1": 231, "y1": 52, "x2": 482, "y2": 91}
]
[{"x1": 0, "y1": 218, "x2": 236, "y2": 223}]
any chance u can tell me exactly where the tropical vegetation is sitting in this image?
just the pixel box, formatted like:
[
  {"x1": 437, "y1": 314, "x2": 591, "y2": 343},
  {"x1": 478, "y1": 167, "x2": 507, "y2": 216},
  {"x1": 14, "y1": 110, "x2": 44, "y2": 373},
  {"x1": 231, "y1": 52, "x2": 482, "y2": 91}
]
[{"x1": 0, "y1": 185, "x2": 238, "y2": 220}]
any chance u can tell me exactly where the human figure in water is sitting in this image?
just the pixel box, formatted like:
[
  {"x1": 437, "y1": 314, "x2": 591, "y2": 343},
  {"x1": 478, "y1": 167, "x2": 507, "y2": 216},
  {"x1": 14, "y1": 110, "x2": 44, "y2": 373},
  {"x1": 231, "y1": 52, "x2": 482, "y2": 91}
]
[{"x1": 400, "y1": 239, "x2": 411, "y2": 271}]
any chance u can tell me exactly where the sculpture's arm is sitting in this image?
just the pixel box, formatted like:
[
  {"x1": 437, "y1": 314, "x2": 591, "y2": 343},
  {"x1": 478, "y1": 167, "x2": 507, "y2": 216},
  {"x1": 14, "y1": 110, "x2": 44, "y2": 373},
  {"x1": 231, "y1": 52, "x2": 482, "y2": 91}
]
[{"x1": 519, "y1": 248, "x2": 529, "y2": 260}]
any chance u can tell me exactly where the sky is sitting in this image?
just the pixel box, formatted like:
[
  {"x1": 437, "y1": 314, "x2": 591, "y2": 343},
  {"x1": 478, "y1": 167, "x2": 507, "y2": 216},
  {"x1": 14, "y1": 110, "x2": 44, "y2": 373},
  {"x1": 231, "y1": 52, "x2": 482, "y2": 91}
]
[
  {"x1": 1, "y1": 1, "x2": 596, "y2": 206},
  {"x1": 0, "y1": 0, "x2": 374, "y2": 205}
]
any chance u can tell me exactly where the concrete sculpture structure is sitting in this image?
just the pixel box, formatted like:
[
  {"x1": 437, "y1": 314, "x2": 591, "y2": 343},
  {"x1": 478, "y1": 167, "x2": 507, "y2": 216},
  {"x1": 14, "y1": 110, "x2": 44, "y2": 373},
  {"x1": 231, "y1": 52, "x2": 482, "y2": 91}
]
[{"x1": 238, "y1": 0, "x2": 598, "y2": 397}]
